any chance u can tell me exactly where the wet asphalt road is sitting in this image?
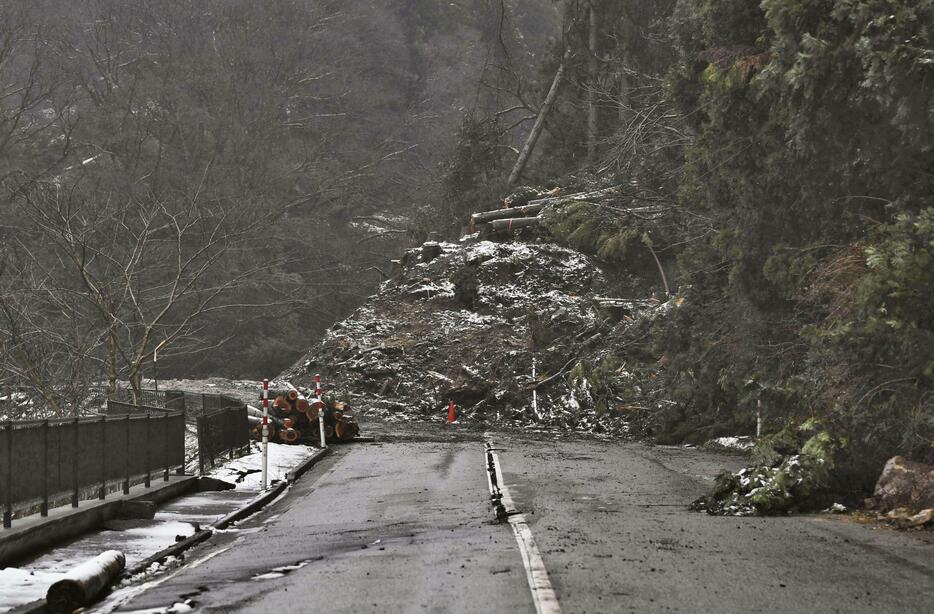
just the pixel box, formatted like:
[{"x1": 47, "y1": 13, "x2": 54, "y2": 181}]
[
  {"x1": 496, "y1": 433, "x2": 934, "y2": 613},
  {"x1": 101, "y1": 426, "x2": 934, "y2": 614}
]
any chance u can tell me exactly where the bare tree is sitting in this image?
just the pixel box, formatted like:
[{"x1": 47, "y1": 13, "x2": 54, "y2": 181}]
[
  {"x1": 0, "y1": 250, "x2": 102, "y2": 417},
  {"x1": 11, "y1": 177, "x2": 275, "y2": 403}
]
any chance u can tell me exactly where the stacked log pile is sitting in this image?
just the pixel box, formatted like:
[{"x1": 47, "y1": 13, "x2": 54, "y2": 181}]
[{"x1": 248, "y1": 386, "x2": 359, "y2": 445}]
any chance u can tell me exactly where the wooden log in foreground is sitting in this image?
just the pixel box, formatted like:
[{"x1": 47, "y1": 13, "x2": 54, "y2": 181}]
[
  {"x1": 489, "y1": 217, "x2": 541, "y2": 235},
  {"x1": 46, "y1": 550, "x2": 126, "y2": 613}
]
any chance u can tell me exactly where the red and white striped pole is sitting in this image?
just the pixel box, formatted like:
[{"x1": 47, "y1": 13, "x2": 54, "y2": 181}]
[
  {"x1": 315, "y1": 374, "x2": 326, "y2": 449},
  {"x1": 261, "y1": 379, "x2": 269, "y2": 490}
]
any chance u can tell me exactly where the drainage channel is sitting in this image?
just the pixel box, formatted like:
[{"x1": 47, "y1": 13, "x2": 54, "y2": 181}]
[{"x1": 483, "y1": 437, "x2": 562, "y2": 614}]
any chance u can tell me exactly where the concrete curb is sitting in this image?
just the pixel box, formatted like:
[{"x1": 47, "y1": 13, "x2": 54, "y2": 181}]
[
  {"x1": 286, "y1": 447, "x2": 332, "y2": 484},
  {"x1": 212, "y1": 481, "x2": 288, "y2": 531},
  {"x1": 123, "y1": 529, "x2": 214, "y2": 578},
  {"x1": 211, "y1": 447, "x2": 331, "y2": 529},
  {"x1": 128, "y1": 447, "x2": 333, "y2": 577}
]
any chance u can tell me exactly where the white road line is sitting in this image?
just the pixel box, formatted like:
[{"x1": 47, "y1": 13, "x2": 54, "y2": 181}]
[{"x1": 485, "y1": 437, "x2": 562, "y2": 614}]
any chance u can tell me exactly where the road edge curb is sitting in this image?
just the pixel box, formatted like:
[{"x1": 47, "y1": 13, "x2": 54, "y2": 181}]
[{"x1": 285, "y1": 447, "x2": 332, "y2": 485}]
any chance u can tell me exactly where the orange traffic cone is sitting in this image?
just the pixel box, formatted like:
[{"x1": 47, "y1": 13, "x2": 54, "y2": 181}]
[{"x1": 447, "y1": 399, "x2": 456, "y2": 424}]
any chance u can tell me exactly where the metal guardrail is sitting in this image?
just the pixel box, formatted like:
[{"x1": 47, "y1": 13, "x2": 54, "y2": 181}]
[
  {"x1": 1, "y1": 410, "x2": 185, "y2": 528},
  {"x1": 107, "y1": 388, "x2": 250, "y2": 476},
  {"x1": 1, "y1": 387, "x2": 250, "y2": 527},
  {"x1": 196, "y1": 407, "x2": 251, "y2": 475}
]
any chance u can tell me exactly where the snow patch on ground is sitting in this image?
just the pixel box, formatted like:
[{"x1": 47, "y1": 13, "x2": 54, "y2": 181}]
[
  {"x1": 205, "y1": 441, "x2": 316, "y2": 490},
  {"x1": 707, "y1": 436, "x2": 755, "y2": 451},
  {"x1": 0, "y1": 442, "x2": 315, "y2": 611},
  {"x1": 0, "y1": 567, "x2": 62, "y2": 609}
]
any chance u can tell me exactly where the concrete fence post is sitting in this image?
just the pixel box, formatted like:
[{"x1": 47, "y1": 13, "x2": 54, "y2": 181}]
[
  {"x1": 99, "y1": 416, "x2": 107, "y2": 500},
  {"x1": 4, "y1": 421, "x2": 12, "y2": 528},
  {"x1": 144, "y1": 413, "x2": 151, "y2": 488},
  {"x1": 163, "y1": 413, "x2": 170, "y2": 481},
  {"x1": 123, "y1": 415, "x2": 131, "y2": 495},
  {"x1": 228, "y1": 408, "x2": 236, "y2": 461},
  {"x1": 72, "y1": 417, "x2": 79, "y2": 508}
]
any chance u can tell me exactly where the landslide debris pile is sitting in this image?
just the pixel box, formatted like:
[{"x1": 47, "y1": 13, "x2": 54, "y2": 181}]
[{"x1": 283, "y1": 239, "x2": 679, "y2": 434}]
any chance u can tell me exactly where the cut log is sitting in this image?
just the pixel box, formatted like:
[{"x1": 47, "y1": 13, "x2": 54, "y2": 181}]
[
  {"x1": 46, "y1": 550, "x2": 126, "y2": 613},
  {"x1": 470, "y1": 203, "x2": 547, "y2": 227},
  {"x1": 274, "y1": 396, "x2": 292, "y2": 414},
  {"x1": 247, "y1": 414, "x2": 283, "y2": 428},
  {"x1": 526, "y1": 185, "x2": 624, "y2": 208},
  {"x1": 488, "y1": 217, "x2": 541, "y2": 235},
  {"x1": 280, "y1": 428, "x2": 300, "y2": 443},
  {"x1": 246, "y1": 405, "x2": 279, "y2": 421},
  {"x1": 334, "y1": 418, "x2": 358, "y2": 441},
  {"x1": 248, "y1": 415, "x2": 279, "y2": 441}
]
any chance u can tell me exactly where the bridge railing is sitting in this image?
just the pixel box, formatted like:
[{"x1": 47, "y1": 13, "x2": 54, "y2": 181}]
[{"x1": 1, "y1": 409, "x2": 185, "y2": 528}]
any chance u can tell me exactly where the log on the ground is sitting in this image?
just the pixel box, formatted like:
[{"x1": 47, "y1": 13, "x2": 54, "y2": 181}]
[
  {"x1": 46, "y1": 550, "x2": 126, "y2": 613},
  {"x1": 247, "y1": 405, "x2": 281, "y2": 421},
  {"x1": 279, "y1": 428, "x2": 300, "y2": 443},
  {"x1": 305, "y1": 398, "x2": 326, "y2": 421},
  {"x1": 470, "y1": 203, "x2": 547, "y2": 227},
  {"x1": 248, "y1": 415, "x2": 279, "y2": 440},
  {"x1": 527, "y1": 185, "x2": 623, "y2": 208},
  {"x1": 334, "y1": 416, "x2": 360, "y2": 441},
  {"x1": 488, "y1": 217, "x2": 541, "y2": 235},
  {"x1": 247, "y1": 414, "x2": 283, "y2": 428}
]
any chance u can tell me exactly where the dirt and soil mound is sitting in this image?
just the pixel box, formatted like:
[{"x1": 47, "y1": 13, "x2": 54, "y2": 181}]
[{"x1": 281, "y1": 239, "x2": 678, "y2": 434}]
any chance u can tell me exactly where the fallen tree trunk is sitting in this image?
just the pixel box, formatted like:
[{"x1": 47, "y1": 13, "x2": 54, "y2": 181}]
[
  {"x1": 471, "y1": 203, "x2": 547, "y2": 226},
  {"x1": 488, "y1": 217, "x2": 541, "y2": 235},
  {"x1": 507, "y1": 49, "x2": 571, "y2": 187},
  {"x1": 46, "y1": 550, "x2": 126, "y2": 613},
  {"x1": 527, "y1": 185, "x2": 624, "y2": 208}
]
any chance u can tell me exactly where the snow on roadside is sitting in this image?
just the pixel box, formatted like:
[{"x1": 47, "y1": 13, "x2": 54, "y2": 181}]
[
  {"x1": 705, "y1": 436, "x2": 755, "y2": 452},
  {"x1": 204, "y1": 440, "x2": 317, "y2": 490},
  {"x1": 0, "y1": 441, "x2": 315, "y2": 611},
  {"x1": 0, "y1": 567, "x2": 61, "y2": 610}
]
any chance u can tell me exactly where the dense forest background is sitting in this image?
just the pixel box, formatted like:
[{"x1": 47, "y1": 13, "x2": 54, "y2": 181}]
[
  {"x1": 457, "y1": 0, "x2": 932, "y2": 472},
  {"x1": 1, "y1": 0, "x2": 931, "y2": 470},
  {"x1": 0, "y1": 0, "x2": 560, "y2": 407}
]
